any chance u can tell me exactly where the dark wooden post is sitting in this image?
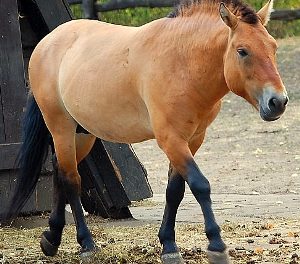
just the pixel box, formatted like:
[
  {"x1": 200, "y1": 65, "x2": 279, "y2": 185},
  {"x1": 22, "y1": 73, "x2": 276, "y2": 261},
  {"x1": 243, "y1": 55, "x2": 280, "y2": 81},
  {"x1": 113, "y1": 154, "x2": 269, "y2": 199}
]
[
  {"x1": 0, "y1": 0, "x2": 53, "y2": 215},
  {"x1": 0, "y1": 0, "x2": 26, "y2": 208},
  {"x1": 82, "y1": 0, "x2": 98, "y2": 19}
]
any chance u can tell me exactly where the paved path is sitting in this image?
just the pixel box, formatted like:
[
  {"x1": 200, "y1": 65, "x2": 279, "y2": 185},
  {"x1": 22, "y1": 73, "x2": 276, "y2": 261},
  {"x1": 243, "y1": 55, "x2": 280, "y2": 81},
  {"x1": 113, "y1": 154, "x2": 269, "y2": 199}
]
[{"x1": 130, "y1": 192, "x2": 300, "y2": 224}]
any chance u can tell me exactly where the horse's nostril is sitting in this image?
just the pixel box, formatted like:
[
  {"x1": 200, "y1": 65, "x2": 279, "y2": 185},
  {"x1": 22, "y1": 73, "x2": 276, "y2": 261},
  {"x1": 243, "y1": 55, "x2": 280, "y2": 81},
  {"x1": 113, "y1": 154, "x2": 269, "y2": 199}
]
[
  {"x1": 268, "y1": 98, "x2": 278, "y2": 110},
  {"x1": 268, "y1": 96, "x2": 288, "y2": 111}
]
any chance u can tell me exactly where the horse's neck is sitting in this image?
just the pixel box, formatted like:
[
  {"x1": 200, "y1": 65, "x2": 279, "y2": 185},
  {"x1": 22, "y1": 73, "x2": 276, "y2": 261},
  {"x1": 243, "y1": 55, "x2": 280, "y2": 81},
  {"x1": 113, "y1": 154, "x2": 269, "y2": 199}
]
[{"x1": 150, "y1": 16, "x2": 230, "y2": 105}]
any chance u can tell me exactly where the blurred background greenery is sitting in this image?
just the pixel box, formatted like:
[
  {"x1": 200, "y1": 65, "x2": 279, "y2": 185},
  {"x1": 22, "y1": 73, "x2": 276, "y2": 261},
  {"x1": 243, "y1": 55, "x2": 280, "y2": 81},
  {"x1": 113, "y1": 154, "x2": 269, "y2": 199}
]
[{"x1": 70, "y1": 0, "x2": 300, "y2": 38}]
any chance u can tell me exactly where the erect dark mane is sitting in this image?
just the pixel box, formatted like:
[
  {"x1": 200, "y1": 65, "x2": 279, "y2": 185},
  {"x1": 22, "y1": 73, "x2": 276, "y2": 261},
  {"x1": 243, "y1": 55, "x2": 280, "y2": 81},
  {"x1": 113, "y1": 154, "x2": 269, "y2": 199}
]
[{"x1": 168, "y1": 0, "x2": 259, "y2": 25}]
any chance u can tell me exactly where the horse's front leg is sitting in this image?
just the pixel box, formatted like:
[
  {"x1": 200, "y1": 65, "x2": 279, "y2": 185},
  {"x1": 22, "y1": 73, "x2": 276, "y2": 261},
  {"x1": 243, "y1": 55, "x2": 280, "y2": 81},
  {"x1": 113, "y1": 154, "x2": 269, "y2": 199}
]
[
  {"x1": 159, "y1": 165, "x2": 185, "y2": 264},
  {"x1": 186, "y1": 160, "x2": 229, "y2": 263},
  {"x1": 158, "y1": 134, "x2": 229, "y2": 264}
]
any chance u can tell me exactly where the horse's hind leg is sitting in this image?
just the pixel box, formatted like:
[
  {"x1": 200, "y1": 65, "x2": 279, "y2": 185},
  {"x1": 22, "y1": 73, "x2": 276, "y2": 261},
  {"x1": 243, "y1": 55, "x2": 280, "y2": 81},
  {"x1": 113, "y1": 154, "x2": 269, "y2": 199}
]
[
  {"x1": 40, "y1": 154, "x2": 66, "y2": 256},
  {"x1": 158, "y1": 165, "x2": 185, "y2": 264},
  {"x1": 55, "y1": 130, "x2": 97, "y2": 255},
  {"x1": 75, "y1": 133, "x2": 96, "y2": 164},
  {"x1": 42, "y1": 112, "x2": 97, "y2": 257},
  {"x1": 41, "y1": 132, "x2": 96, "y2": 257}
]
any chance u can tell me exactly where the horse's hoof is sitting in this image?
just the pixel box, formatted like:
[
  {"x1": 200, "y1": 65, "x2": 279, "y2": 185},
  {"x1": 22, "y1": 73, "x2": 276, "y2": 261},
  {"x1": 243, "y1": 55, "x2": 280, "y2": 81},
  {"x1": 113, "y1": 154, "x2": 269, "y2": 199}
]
[
  {"x1": 40, "y1": 234, "x2": 59, "y2": 257},
  {"x1": 161, "y1": 252, "x2": 185, "y2": 264},
  {"x1": 80, "y1": 247, "x2": 100, "y2": 263},
  {"x1": 207, "y1": 250, "x2": 230, "y2": 264}
]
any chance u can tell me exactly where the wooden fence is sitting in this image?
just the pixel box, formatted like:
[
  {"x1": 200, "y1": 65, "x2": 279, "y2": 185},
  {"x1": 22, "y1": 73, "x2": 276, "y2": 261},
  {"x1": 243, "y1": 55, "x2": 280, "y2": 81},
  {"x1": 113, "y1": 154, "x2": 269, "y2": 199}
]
[
  {"x1": 67, "y1": 0, "x2": 300, "y2": 21},
  {"x1": 0, "y1": 0, "x2": 152, "y2": 221}
]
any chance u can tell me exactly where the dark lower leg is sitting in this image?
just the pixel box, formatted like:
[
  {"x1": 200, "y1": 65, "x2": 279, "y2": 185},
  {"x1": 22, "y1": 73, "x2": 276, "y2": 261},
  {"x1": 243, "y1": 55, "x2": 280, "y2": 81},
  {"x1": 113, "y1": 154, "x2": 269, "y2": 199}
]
[
  {"x1": 41, "y1": 155, "x2": 66, "y2": 256},
  {"x1": 159, "y1": 166, "x2": 185, "y2": 255},
  {"x1": 60, "y1": 170, "x2": 97, "y2": 253},
  {"x1": 186, "y1": 160, "x2": 226, "y2": 252}
]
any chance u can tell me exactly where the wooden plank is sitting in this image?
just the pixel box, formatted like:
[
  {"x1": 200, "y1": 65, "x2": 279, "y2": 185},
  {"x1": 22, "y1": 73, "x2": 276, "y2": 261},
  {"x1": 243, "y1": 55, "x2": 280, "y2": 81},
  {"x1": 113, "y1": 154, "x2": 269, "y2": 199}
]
[
  {"x1": 34, "y1": 0, "x2": 73, "y2": 31},
  {"x1": 271, "y1": 9, "x2": 300, "y2": 21},
  {"x1": 0, "y1": 172, "x2": 12, "y2": 214},
  {"x1": 81, "y1": 188, "x2": 110, "y2": 218},
  {"x1": 68, "y1": 0, "x2": 82, "y2": 4},
  {"x1": 0, "y1": 171, "x2": 52, "y2": 216},
  {"x1": 0, "y1": 0, "x2": 27, "y2": 144},
  {"x1": 0, "y1": 171, "x2": 30, "y2": 216},
  {"x1": 19, "y1": 15, "x2": 40, "y2": 80},
  {"x1": 85, "y1": 140, "x2": 131, "y2": 209},
  {"x1": 82, "y1": 0, "x2": 98, "y2": 19},
  {"x1": 103, "y1": 141, "x2": 153, "y2": 201},
  {"x1": 0, "y1": 99, "x2": 5, "y2": 144},
  {"x1": 18, "y1": 0, "x2": 50, "y2": 40},
  {"x1": 79, "y1": 155, "x2": 114, "y2": 215},
  {"x1": 0, "y1": 143, "x2": 21, "y2": 170},
  {"x1": 35, "y1": 173, "x2": 53, "y2": 212},
  {"x1": 79, "y1": 141, "x2": 132, "y2": 218}
]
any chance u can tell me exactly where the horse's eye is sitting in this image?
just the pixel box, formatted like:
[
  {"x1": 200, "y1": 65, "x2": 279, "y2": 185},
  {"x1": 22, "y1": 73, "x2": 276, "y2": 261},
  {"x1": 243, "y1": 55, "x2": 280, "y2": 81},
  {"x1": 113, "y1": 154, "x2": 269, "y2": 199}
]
[{"x1": 237, "y1": 48, "x2": 248, "y2": 58}]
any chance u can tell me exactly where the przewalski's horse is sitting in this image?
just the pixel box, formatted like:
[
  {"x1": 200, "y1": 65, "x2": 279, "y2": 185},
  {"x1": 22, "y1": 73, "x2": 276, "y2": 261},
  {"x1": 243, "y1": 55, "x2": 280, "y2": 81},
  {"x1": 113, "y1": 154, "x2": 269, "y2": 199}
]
[{"x1": 3, "y1": 0, "x2": 287, "y2": 263}]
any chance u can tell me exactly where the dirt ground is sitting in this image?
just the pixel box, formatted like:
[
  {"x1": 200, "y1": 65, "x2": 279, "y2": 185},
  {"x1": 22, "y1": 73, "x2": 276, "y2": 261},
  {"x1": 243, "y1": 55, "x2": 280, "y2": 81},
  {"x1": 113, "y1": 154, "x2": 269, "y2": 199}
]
[{"x1": 0, "y1": 38, "x2": 299, "y2": 264}]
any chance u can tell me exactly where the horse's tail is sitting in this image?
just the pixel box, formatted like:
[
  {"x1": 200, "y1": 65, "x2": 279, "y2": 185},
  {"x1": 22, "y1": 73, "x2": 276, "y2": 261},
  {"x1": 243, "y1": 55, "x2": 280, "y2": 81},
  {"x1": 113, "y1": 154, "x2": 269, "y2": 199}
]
[{"x1": 1, "y1": 95, "x2": 51, "y2": 222}]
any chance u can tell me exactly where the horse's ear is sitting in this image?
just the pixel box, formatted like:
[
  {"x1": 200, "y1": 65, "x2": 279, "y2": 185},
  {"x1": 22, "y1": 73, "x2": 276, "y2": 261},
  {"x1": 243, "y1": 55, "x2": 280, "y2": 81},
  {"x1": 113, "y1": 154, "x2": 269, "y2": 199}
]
[
  {"x1": 219, "y1": 3, "x2": 238, "y2": 29},
  {"x1": 257, "y1": 0, "x2": 274, "y2": 26}
]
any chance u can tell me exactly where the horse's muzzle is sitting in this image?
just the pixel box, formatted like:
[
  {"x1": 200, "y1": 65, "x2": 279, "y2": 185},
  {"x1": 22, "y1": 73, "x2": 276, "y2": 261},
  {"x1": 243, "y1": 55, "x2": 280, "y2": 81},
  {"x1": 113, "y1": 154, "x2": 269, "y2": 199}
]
[{"x1": 258, "y1": 88, "x2": 288, "y2": 122}]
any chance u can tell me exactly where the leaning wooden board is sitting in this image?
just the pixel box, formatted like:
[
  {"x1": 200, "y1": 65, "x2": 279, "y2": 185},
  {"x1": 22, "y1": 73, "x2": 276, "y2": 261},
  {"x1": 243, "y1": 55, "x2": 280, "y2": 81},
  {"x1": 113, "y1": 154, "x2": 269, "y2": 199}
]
[{"x1": 0, "y1": 0, "x2": 152, "y2": 220}]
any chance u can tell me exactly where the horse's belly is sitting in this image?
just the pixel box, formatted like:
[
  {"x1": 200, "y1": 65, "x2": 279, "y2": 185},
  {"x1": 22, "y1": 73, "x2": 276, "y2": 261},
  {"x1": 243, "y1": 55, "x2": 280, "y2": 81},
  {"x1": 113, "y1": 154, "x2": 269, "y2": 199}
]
[
  {"x1": 91, "y1": 122, "x2": 154, "y2": 143},
  {"x1": 67, "y1": 99, "x2": 154, "y2": 143}
]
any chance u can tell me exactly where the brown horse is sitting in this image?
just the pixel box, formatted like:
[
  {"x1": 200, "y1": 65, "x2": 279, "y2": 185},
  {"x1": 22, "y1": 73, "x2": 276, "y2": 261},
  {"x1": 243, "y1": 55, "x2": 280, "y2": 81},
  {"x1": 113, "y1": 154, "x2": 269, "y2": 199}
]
[{"x1": 4, "y1": 0, "x2": 288, "y2": 263}]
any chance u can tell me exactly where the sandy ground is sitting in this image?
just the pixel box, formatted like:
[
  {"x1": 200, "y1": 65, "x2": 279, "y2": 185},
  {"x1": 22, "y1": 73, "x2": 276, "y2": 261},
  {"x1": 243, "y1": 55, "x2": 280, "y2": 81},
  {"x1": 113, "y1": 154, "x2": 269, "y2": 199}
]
[{"x1": 0, "y1": 38, "x2": 299, "y2": 264}]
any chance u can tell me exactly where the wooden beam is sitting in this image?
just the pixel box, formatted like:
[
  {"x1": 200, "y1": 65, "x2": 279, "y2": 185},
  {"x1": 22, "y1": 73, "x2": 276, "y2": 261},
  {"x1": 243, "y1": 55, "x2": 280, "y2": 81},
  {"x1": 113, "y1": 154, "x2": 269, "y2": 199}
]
[
  {"x1": 0, "y1": 144, "x2": 21, "y2": 170},
  {"x1": 34, "y1": 0, "x2": 73, "y2": 31},
  {"x1": 68, "y1": 0, "x2": 82, "y2": 4},
  {"x1": 82, "y1": 0, "x2": 98, "y2": 19},
  {"x1": 271, "y1": 9, "x2": 300, "y2": 21},
  {"x1": 103, "y1": 141, "x2": 152, "y2": 202},
  {"x1": 79, "y1": 139, "x2": 133, "y2": 219},
  {"x1": 0, "y1": 0, "x2": 27, "y2": 144}
]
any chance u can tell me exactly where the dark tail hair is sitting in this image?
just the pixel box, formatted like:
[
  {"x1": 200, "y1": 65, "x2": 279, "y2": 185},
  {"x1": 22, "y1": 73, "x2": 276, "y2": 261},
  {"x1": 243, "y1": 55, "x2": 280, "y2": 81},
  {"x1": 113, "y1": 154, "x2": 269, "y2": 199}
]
[{"x1": 1, "y1": 95, "x2": 51, "y2": 222}]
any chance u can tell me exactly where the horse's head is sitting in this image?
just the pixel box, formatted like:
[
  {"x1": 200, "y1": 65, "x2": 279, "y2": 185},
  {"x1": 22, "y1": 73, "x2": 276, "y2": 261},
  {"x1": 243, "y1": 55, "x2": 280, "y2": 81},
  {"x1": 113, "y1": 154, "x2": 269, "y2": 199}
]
[{"x1": 220, "y1": 0, "x2": 288, "y2": 121}]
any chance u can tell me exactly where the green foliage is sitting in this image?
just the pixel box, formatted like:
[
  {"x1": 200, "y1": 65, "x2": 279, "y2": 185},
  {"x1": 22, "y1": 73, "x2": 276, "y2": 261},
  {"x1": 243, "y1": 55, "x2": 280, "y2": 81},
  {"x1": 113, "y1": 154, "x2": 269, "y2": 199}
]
[
  {"x1": 70, "y1": 4, "x2": 83, "y2": 18},
  {"x1": 245, "y1": 0, "x2": 300, "y2": 38},
  {"x1": 245, "y1": 0, "x2": 300, "y2": 9},
  {"x1": 70, "y1": 0, "x2": 300, "y2": 38},
  {"x1": 268, "y1": 20, "x2": 300, "y2": 38},
  {"x1": 100, "y1": 7, "x2": 171, "y2": 26}
]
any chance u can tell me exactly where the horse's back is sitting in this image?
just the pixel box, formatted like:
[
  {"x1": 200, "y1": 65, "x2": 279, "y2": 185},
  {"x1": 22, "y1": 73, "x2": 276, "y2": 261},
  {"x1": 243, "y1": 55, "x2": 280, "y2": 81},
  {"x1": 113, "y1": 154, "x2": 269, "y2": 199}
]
[{"x1": 29, "y1": 20, "x2": 136, "y2": 85}]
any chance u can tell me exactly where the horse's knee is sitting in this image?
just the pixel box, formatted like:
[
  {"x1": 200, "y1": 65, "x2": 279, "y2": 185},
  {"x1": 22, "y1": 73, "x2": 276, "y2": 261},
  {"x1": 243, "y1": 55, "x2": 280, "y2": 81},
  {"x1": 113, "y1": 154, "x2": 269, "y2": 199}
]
[
  {"x1": 58, "y1": 169, "x2": 81, "y2": 194},
  {"x1": 186, "y1": 161, "x2": 211, "y2": 198},
  {"x1": 188, "y1": 177, "x2": 211, "y2": 198}
]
